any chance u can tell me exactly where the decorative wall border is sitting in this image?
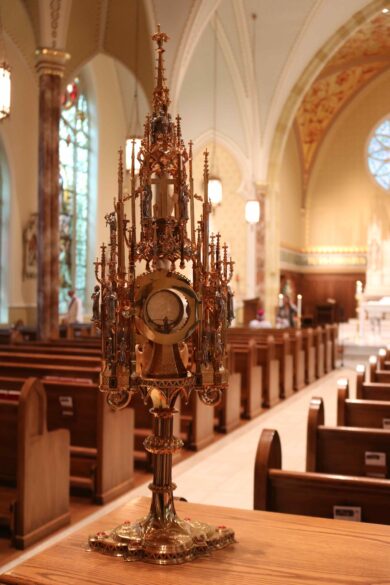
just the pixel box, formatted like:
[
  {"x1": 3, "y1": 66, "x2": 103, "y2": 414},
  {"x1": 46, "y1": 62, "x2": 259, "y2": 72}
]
[{"x1": 280, "y1": 244, "x2": 367, "y2": 272}]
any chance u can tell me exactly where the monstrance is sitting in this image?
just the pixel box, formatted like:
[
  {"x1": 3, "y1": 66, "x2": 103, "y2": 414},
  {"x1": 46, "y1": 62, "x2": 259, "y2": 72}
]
[{"x1": 89, "y1": 26, "x2": 236, "y2": 565}]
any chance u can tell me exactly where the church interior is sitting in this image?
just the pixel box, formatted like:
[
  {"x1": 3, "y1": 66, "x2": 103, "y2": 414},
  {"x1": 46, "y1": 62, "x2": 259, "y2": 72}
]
[{"x1": 0, "y1": 0, "x2": 389, "y2": 582}]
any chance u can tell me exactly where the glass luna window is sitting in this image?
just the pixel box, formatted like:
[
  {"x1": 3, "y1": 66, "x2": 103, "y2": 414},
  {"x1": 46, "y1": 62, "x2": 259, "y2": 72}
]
[
  {"x1": 367, "y1": 118, "x2": 390, "y2": 191},
  {"x1": 59, "y1": 78, "x2": 89, "y2": 315}
]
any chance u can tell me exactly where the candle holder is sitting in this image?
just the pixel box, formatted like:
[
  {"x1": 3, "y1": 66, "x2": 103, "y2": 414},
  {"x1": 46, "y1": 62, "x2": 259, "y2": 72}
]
[{"x1": 88, "y1": 27, "x2": 236, "y2": 565}]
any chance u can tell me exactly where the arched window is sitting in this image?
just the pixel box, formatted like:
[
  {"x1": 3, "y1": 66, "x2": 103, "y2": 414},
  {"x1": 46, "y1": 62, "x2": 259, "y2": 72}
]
[
  {"x1": 367, "y1": 117, "x2": 390, "y2": 191},
  {"x1": 59, "y1": 78, "x2": 89, "y2": 315}
]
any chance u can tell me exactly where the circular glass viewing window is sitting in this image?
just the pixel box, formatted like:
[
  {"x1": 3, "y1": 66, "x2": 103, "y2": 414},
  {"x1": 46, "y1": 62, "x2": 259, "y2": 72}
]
[{"x1": 367, "y1": 118, "x2": 390, "y2": 191}]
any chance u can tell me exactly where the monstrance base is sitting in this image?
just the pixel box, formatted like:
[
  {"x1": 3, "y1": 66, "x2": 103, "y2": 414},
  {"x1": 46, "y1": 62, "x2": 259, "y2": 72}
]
[{"x1": 88, "y1": 512, "x2": 236, "y2": 565}]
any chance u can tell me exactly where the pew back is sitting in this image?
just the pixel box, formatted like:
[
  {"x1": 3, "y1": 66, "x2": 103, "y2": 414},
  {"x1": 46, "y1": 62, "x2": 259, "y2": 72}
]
[
  {"x1": 307, "y1": 397, "x2": 390, "y2": 478},
  {"x1": 337, "y1": 378, "x2": 390, "y2": 429},
  {"x1": 254, "y1": 428, "x2": 390, "y2": 524}
]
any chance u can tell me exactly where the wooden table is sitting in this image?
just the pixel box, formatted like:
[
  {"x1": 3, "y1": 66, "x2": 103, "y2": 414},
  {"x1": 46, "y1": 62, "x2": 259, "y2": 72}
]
[{"x1": 1, "y1": 496, "x2": 389, "y2": 584}]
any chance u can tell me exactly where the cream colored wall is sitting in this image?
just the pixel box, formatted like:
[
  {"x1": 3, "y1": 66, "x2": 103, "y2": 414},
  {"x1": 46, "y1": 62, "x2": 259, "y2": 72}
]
[
  {"x1": 192, "y1": 143, "x2": 247, "y2": 306},
  {"x1": 0, "y1": 38, "x2": 38, "y2": 325},
  {"x1": 307, "y1": 69, "x2": 390, "y2": 248},
  {"x1": 82, "y1": 54, "x2": 127, "y2": 315},
  {"x1": 279, "y1": 130, "x2": 305, "y2": 250}
]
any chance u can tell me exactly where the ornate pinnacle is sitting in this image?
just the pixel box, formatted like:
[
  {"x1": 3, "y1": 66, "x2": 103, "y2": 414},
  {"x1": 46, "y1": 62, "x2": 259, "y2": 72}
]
[
  {"x1": 118, "y1": 148, "x2": 124, "y2": 200},
  {"x1": 203, "y1": 150, "x2": 209, "y2": 176},
  {"x1": 176, "y1": 115, "x2": 182, "y2": 140},
  {"x1": 152, "y1": 25, "x2": 170, "y2": 111}
]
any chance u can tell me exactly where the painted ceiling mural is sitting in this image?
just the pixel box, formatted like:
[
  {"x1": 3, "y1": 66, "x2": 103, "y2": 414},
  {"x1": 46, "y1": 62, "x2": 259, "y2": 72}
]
[{"x1": 296, "y1": 13, "x2": 390, "y2": 195}]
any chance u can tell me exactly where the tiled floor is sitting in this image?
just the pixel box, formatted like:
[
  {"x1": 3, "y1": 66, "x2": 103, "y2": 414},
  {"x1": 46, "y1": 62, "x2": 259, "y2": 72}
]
[{"x1": 0, "y1": 365, "x2": 354, "y2": 574}]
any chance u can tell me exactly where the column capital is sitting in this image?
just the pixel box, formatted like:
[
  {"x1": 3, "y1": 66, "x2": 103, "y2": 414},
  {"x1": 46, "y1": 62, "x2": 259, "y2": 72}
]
[
  {"x1": 35, "y1": 48, "x2": 70, "y2": 77},
  {"x1": 255, "y1": 183, "x2": 268, "y2": 198}
]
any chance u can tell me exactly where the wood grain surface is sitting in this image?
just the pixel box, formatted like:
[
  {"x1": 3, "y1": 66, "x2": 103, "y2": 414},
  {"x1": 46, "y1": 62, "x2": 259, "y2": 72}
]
[{"x1": 1, "y1": 496, "x2": 389, "y2": 585}]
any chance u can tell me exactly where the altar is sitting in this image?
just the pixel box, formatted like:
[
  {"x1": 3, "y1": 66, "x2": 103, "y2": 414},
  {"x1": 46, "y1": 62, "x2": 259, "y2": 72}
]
[{"x1": 359, "y1": 296, "x2": 390, "y2": 337}]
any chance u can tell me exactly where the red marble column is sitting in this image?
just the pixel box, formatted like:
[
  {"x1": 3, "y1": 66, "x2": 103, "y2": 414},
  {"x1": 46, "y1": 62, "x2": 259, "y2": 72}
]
[{"x1": 36, "y1": 49, "x2": 69, "y2": 340}]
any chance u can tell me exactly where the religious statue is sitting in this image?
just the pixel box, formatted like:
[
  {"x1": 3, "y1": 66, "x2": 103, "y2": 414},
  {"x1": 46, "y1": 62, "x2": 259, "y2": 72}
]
[
  {"x1": 227, "y1": 286, "x2": 235, "y2": 324},
  {"x1": 179, "y1": 184, "x2": 189, "y2": 220},
  {"x1": 106, "y1": 336, "x2": 113, "y2": 361},
  {"x1": 106, "y1": 286, "x2": 117, "y2": 322},
  {"x1": 142, "y1": 184, "x2": 153, "y2": 219},
  {"x1": 151, "y1": 106, "x2": 169, "y2": 141},
  {"x1": 91, "y1": 285, "x2": 100, "y2": 322},
  {"x1": 118, "y1": 336, "x2": 127, "y2": 364}
]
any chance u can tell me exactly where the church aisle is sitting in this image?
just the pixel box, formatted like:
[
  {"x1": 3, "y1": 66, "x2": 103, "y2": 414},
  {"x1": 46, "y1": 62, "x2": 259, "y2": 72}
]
[
  {"x1": 0, "y1": 366, "x2": 353, "y2": 575},
  {"x1": 170, "y1": 366, "x2": 354, "y2": 509}
]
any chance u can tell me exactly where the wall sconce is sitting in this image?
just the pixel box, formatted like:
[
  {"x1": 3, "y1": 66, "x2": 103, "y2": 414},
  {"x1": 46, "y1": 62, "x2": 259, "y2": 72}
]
[
  {"x1": 208, "y1": 176, "x2": 223, "y2": 208},
  {"x1": 245, "y1": 200, "x2": 260, "y2": 224}
]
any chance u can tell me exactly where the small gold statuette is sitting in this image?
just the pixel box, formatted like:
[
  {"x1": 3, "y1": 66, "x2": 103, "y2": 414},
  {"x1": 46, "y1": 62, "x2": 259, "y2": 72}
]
[{"x1": 89, "y1": 26, "x2": 236, "y2": 564}]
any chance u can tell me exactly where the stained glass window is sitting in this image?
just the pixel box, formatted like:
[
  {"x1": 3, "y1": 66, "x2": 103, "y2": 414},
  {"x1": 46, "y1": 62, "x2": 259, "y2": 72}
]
[
  {"x1": 59, "y1": 78, "x2": 89, "y2": 314},
  {"x1": 367, "y1": 118, "x2": 390, "y2": 191}
]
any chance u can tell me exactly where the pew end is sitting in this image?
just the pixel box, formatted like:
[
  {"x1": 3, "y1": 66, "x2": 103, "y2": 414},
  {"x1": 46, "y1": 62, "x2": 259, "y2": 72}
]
[
  {"x1": 306, "y1": 397, "x2": 324, "y2": 472},
  {"x1": 336, "y1": 378, "x2": 349, "y2": 426},
  {"x1": 254, "y1": 429, "x2": 281, "y2": 510},
  {"x1": 0, "y1": 377, "x2": 71, "y2": 549}
]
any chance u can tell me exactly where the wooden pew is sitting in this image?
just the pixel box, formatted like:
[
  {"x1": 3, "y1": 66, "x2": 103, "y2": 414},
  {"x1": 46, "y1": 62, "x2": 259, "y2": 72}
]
[
  {"x1": 367, "y1": 355, "x2": 390, "y2": 384},
  {"x1": 0, "y1": 346, "x2": 225, "y2": 464},
  {"x1": 323, "y1": 325, "x2": 333, "y2": 373},
  {"x1": 180, "y1": 392, "x2": 215, "y2": 451},
  {"x1": 0, "y1": 350, "x2": 101, "y2": 369},
  {"x1": 302, "y1": 327, "x2": 316, "y2": 384},
  {"x1": 314, "y1": 326, "x2": 325, "y2": 378},
  {"x1": 356, "y1": 364, "x2": 390, "y2": 401},
  {"x1": 329, "y1": 323, "x2": 338, "y2": 369},
  {"x1": 214, "y1": 362, "x2": 241, "y2": 434},
  {"x1": 228, "y1": 328, "x2": 289, "y2": 399},
  {"x1": 0, "y1": 376, "x2": 134, "y2": 504},
  {"x1": 0, "y1": 378, "x2": 70, "y2": 548},
  {"x1": 377, "y1": 348, "x2": 390, "y2": 371},
  {"x1": 0, "y1": 361, "x2": 100, "y2": 382},
  {"x1": 254, "y1": 428, "x2": 390, "y2": 524},
  {"x1": 307, "y1": 397, "x2": 390, "y2": 478},
  {"x1": 227, "y1": 332, "x2": 279, "y2": 409},
  {"x1": 227, "y1": 340, "x2": 262, "y2": 419},
  {"x1": 2, "y1": 343, "x2": 101, "y2": 357},
  {"x1": 337, "y1": 378, "x2": 390, "y2": 429},
  {"x1": 290, "y1": 329, "x2": 305, "y2": 391}
]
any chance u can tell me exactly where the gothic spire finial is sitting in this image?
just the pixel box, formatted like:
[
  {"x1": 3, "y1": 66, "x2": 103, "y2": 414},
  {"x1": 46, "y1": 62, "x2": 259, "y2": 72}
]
[{"x1": 152, "y1": 25, "x2": 170, "y2": 112}]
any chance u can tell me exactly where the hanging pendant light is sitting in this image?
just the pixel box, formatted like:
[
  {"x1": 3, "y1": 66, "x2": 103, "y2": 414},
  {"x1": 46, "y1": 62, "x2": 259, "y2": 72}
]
[
  {"x1": 0, "y1": 10, "x2": 11, "y2": 121},
  {"x1": 0, "y1": 62, "x2": 11, "y2": 120},
  {"x1": 245, "y1": 200, "x2": 260, "y2": 224},
  {"x1": 208, "y1": 176, "x2": 223, "y2": 207},
  {"x1": 208, "y1": 12, "x2": 223, "y2": 207},
  {"x1": 125, "y1": 137, "x2": 142, "y2": 173}
]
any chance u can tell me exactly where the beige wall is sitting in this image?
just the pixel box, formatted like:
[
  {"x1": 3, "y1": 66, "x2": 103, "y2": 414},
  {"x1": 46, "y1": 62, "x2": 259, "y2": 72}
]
[
  {"x1": 0, "y1": 38, "x2": 38, "y2": 324},
  {"x1": 279, "y1": 131, "x2": 305, "y2": 250},
  {"x1": 307, "y1": 69, "x2": 390, "y2": 248},
  {"x1": 82, "y1": 54, "x2": 127, "y2": 315}
]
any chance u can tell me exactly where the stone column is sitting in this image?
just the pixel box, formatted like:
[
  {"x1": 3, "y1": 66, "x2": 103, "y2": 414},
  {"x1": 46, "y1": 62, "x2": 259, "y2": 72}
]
[
  {"x1": 255, "y1": 187, "x2": 266, "y2": 302},
  {"x1": 35, "y1": 49, "x2": 69, "y2": 340}
]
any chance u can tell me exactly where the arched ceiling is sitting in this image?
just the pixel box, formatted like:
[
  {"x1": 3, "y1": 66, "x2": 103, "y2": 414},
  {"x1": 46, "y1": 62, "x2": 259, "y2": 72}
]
[
  {"x1": 295, "y1": 11, "x2": 390, "y2": 190},
  {"x1": 3, "y1": 0, "x2": 387, "y2": 185}
]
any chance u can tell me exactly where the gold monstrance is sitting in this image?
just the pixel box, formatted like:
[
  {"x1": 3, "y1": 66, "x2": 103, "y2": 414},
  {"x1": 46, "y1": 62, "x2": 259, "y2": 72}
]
[{"x1": 89, "y1": 27, "x2": 236, "y2": 564}]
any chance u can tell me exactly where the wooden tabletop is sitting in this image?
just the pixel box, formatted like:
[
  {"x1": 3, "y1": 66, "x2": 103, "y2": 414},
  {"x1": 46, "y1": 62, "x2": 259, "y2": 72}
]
[{"x1": 1, "y1": 496, "x2": 389, "y2": 585}]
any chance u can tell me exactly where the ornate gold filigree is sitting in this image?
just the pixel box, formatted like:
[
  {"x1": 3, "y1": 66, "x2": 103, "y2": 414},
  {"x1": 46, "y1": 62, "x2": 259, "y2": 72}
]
[{"x1": 89, "y1": 27, "x2": 235, "y2": 565}]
